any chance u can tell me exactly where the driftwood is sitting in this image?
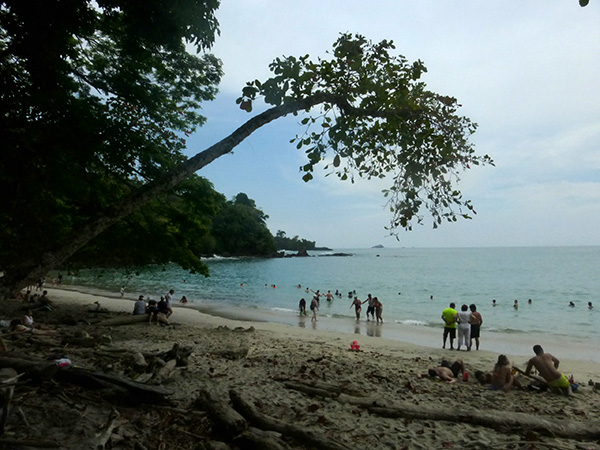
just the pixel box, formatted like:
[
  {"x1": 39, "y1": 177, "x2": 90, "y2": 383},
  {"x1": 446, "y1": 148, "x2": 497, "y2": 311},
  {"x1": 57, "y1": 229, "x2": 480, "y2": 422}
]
[
  {"x1": 195, "y1": 389, "x2": 247, "y2": 437},
  {"x1": 0, "y1": 368, "x2": 20, "y2": 436},
  {"x1": 285, "y1": 381, "x2": 600, "y2": 441},
  {"x1": 513, "y1": 366, "x2": 547, "y2": 384},
  {"x1": 0, "y1": 438, "x2": 60, "y2": 448},
  {"x1": 368, "y1": 402, "x2": 600, "y2": 440},
  {"x1": 56, "y1": 367, "x2": 173, "y2": 402},
  {"x1": 229, "y1": 390, "x2": 353, "y2": 450},
  {"x1": 283, "y1": 380, "x2": 368, "y2": 399},
  {"x1": 152, "y1": 358, "x2": 177, "y2": 384},
  {"x1": 235, "y1": 427, "x2": 292, "y2": 450},
  {"x1": 91, "y1": 408, "x2": 120, "y2": 449},
  {"x1": 162, "y1": 343, "x2": 193, "y2": 366},
  {"x1": 0, "y1": 355, "x2": 58, "y2": 381}
]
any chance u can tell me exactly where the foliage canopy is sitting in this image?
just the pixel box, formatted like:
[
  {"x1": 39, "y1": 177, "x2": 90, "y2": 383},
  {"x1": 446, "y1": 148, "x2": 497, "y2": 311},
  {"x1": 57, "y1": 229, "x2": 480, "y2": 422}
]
[
  {"x1": 237, "y1": 34, "x2": 493, "y2": 230},
  {"x1": 1, "y1": 0, "x2": 491, "y2": 296}
]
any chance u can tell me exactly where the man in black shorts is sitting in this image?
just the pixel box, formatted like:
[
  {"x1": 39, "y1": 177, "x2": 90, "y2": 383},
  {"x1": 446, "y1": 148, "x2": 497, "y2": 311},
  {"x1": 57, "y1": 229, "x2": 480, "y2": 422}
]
[{"x1": 420, "y1": 358, "x2": 465, "y2": 383}]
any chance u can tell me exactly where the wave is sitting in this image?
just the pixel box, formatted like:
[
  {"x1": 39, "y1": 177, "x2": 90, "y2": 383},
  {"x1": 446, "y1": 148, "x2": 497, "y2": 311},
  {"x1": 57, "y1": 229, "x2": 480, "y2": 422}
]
[{"x1": 394, "y1": 319, "x2": 429, "y2": 327}]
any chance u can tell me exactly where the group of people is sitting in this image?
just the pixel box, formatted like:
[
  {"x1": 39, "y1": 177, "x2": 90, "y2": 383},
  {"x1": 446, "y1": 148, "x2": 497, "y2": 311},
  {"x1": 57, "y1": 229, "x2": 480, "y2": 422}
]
[
  {"x1": 18, "y1": 289, "x2": 54, "y2": 310},
  {"x1": 422, "y1": 345, "x2": 573, "y2": 396},
  {"x1": 132, "y1": 289, "x2": 176, "y2": 325},
  {"x1": 349, "y1": 294, "x2": 383, "y2": 323},
  {"x1": 298, "y1": 289, "x2": 324, "y2": 322},
  {"x1": 420, "y1": 344, "x2": 573, "y2": 396},
  {"x1": 298, "y1": 290, "x2": 384, "y2": 324},
  {"x1": 441, "y1": 302, "x2": 483, "y2": 351},
  {"x1": 7, "y1": 308, "x2": 58, "y2": 335}
]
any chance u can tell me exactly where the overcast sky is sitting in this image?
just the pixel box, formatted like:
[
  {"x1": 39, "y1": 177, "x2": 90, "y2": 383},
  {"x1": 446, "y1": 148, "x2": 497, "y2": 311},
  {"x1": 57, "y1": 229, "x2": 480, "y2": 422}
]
[{"x1": 185, "y1": 1, "x2": 600, "y2": 249}]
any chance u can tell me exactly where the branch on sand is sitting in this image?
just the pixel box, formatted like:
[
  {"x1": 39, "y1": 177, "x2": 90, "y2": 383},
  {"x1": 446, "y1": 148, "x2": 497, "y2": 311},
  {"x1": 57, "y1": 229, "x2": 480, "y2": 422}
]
[
  {"x1": 229, "y1": 389, "x2": 353, "y2": 450},
  {"x1": 283, "y1": 380, "x2": 600, "y2": 441}
]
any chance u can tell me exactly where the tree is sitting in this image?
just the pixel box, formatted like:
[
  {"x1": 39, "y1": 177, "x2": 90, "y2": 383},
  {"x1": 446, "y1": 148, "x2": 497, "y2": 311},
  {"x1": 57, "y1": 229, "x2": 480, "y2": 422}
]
[
  {"x1": 273, "y1": 230, "x2": 316, "y2": 251},
  {"x1": 211, "y1": 194, "x2": 275, "y2": 256},
  {"x1": 67, "y1": 175, "x2": 226, "y2": 275},
  {"x1": 0, "y1": 0, "x2": 222, "y2": 294},
  {"x1": 1, "y1": 21, "x2": 492, "y2": 296}
]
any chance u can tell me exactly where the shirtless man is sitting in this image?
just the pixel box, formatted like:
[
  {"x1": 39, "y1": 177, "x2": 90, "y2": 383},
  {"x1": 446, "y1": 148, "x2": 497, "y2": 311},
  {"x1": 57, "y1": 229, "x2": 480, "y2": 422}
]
[
  {"x1": 362, "y1": 294, "x2": 374, "y2": 320},
  {"x1": 420, "y1": 358, "x2": 465, "y2": 383},
  {"x1": 525, "y1": 345, "x2": 572, "y2": 396}
]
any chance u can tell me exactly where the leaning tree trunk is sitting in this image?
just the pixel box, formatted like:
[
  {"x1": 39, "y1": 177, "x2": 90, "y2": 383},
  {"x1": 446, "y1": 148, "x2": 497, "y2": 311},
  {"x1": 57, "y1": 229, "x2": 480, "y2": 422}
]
[{"x1": 0, "y1": 95, "x2": 336, "y2": 298}]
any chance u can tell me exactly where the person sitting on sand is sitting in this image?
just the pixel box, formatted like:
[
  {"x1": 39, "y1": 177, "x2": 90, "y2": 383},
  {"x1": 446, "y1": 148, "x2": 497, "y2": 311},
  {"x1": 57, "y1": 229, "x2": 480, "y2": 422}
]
[
  {"x1": 487, "y1": 355, "x2": 520, "y2": 392},
  {"x1": 156, "y1": 297, "x2": 170, "y2": 326},
  {"x1": 38, "y1": 290, "x2": 54, "y2": 309},
  {"x1": 525, "y1": 345, "x2": 572, "y2": 396},
  {"x1": 420, "y1": 358, "x2": 465, "y2": 383},
  {"x1": 133, "y1": 295, "x2": 147, "y2": 315},
  {"x1": 147, "y1": 299, "x2": 159, "y2": 324},
  {"x1": 22, "y1": 290, "x2": 32, "y2": 304}
]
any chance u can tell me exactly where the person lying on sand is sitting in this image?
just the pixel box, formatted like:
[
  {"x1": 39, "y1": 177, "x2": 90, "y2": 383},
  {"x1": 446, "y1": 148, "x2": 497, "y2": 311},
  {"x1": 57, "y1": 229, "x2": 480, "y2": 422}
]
[
  {"x1": 420, "y1": 358, "x2": 465, "y2": 383},
  {"x1": 525, "y1": 345, "x2": 572, "y2": 396},
  {"x1": 9, "y1": 319, "x2": 58, "y2": 335}
]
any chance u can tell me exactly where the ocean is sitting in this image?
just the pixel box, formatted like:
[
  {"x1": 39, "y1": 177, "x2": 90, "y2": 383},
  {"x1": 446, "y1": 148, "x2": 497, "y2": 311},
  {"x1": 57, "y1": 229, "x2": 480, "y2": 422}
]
[{"x1": 59, "y1": 246, "x2": 600, "y2": 362}]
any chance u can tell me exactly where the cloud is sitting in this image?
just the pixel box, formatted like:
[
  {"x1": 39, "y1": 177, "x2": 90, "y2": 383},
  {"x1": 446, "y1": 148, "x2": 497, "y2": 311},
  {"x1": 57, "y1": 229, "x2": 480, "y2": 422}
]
[{"x1": 188, "y1": 1, "x2": 600, "y2": 248}]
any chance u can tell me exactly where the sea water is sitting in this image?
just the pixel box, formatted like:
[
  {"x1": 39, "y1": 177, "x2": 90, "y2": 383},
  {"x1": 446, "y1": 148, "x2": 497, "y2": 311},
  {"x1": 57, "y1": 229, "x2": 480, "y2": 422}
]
[{"x1": 60, "y1": 246, "x2": 600, "y2": 361}]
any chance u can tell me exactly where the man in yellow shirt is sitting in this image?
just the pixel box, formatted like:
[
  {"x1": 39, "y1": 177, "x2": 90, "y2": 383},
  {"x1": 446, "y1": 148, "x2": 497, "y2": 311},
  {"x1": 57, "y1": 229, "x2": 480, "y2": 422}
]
[{"x1": 441, "y1": 303, "x2": 458, "y2": 350}]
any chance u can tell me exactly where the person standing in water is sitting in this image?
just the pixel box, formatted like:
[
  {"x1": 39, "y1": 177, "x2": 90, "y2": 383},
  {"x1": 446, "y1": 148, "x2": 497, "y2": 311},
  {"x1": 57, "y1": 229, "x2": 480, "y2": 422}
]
[
  {"x1": 350, "y1": 297, "x2": 362, "y2": 321},
  {"x1": 299, "y1": 298, "x2": 306, "y2": 315},
  {"x1": 310, "y1": 296, "x2": 319, "y2": 322},
  {"x1": 373, "y1": 297, "x2": 383, "y2": 324}
]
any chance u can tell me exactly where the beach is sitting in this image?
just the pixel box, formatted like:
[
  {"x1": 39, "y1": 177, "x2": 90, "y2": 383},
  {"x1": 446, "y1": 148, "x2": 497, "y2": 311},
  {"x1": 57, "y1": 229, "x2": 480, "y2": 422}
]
[{"x1": 2, "y1": 287, "x2": 600, "y2": 449}]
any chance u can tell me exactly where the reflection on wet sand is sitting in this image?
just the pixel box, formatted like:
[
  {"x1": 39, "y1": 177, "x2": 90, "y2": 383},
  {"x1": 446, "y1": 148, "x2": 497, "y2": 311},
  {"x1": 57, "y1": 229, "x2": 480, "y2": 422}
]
[{"x1": 366, "y1": 322, "x2": 382, "y2": 337}]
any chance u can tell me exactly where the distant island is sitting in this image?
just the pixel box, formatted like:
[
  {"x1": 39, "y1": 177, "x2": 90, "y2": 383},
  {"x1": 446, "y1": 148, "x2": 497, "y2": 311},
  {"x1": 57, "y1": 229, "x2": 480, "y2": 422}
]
[{"x1": 372, "y1": 244, "x2": 384, "y2": 249}]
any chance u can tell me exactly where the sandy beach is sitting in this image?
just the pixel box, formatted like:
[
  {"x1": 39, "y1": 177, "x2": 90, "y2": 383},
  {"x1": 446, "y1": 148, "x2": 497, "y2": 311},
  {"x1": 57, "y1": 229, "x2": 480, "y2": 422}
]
[{"x1": 1, "y1": 287, "x2": 600, "y2": 449}]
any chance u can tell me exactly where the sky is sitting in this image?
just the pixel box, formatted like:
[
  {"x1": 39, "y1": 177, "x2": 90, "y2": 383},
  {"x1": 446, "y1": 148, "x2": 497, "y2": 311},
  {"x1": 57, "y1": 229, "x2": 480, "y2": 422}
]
[{"x1": 185, "y1": 1, "x2": 600, "y2": 249}]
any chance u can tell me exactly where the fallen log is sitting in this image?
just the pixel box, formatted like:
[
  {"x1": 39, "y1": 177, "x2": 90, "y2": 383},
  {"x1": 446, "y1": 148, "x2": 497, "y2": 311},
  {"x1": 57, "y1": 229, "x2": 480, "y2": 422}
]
[
  {"x1": 0, "y1": 355, "x2": 58, "y2": 381},
  {"x1": 56, "y1": 367, "x2": 174, "y2": 402},
  {"x1": 234, "y1": 426, "x2": 292, "y2": 450},
  {"x1": 162, "y1": 343, "x2": 193, "y2": 366},
  {"x1": 229, "y1": 390, "x2": 353, "y2": 450},
  {"x1": 0, "y1": 438, "x2": 60, "y2": 448},
  {"x1": 283, "y1": 380, "x2": 368, "y2": 399},
  {"x1": 283, "y1": 381, "x2": 339, "y2": 399},
  {"x1": 195, "y1": 389, "x2": 247, "y2": 437},
  {"x1": 91, "y1": 408, "x2": 120, "y2": 449},
  {"x1": 368, "y1": 402, "x2": 600, "y2": 440},
  {"x1": 0, "y1": 368, "x2": 20, "y2": 436},
  {"x1": 152, "y1": 358, "x2": 177, "y2": 384}
]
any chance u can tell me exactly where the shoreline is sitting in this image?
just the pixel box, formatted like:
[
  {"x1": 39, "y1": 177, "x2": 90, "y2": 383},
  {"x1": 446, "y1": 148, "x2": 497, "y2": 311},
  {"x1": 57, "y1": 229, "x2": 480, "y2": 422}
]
[{"x1": 41, "y1": 286, "x2": 600, "y2": 381}]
